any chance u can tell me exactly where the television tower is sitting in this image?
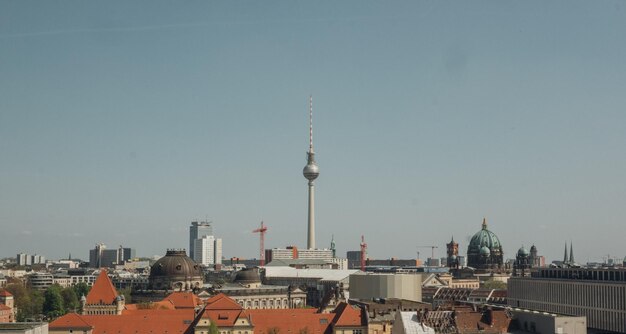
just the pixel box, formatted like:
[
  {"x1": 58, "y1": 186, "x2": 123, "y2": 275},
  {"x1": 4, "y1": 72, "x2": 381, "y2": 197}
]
[{"x1": 303, "y1": 95, "x2": 320, "y2": 249}]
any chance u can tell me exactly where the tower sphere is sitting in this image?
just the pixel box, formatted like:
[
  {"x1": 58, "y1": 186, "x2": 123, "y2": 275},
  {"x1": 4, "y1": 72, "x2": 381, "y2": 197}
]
[
  {"x1": 480, "y1": 246, "x2": 491, "y2": 257},
  {"x1": 303, "y1": 162, "x2": 320, "y2": 181}
]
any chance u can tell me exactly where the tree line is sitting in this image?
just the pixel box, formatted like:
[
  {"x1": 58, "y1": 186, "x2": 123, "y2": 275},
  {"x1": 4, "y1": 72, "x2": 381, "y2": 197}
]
[{"x1": 4, "y1": 282, "x2": 90, "y2": 321}]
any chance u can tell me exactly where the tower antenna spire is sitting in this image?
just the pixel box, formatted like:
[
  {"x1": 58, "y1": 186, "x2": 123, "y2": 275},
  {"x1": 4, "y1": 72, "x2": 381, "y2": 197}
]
[{"x1": 309, "y1": 95, "x2": 314, "y2": 152}]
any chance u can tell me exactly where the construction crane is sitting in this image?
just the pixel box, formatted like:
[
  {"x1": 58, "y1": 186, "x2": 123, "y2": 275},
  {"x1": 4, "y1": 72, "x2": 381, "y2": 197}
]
[
  {"x1": 360, "y1": 235, "x2": 367, "y2": 271},
  {"x1": 253, "y1": 221, "x2": 268, "y2": 266},
  {"x1": 417, "y1": 245, "x2": 439, "y2": 261}
]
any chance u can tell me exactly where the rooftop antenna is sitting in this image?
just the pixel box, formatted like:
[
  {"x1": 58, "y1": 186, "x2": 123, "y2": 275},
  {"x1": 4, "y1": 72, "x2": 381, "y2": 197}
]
[{"x1": 309, "y1": 95, "x2": 314, "y2": 153}]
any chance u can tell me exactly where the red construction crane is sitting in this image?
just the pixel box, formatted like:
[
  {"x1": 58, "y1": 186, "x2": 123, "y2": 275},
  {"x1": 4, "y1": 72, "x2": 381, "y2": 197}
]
[
  {"x1": 360, "y1": 235, "x2": 367, "y2": 271},
  {"x1": 253, "y1": 221, "x2": 268, "y2": 266}
]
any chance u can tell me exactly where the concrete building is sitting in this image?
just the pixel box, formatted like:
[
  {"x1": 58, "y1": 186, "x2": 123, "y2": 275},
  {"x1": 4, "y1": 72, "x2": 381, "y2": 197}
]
[
  {"x1": 28, "y1": 273, "x2": 54, "y2": 290},
  {"x1": 350, "y1": 273, "x2": 422, "y2": 302},
  {"x1": 193, "y1": 235, "x2": 220, "y2": 266},
  {"x1": 509, "y1": 308, "x2": 586, "y2": 334},
  {"x1": 189, "y1": 221, "x2": 213, "y2": 259},
  {"x1": 263, "y1": 267, "x2": 358, "y2": 307},
  {"x1": 0, "y1": 323, "x2": 48, "y2": 334},
  {"x1": 508, "y1": 267, "x2": 626, "y2": 333},
  {"x1": 89, "y1": 244, "x2": 135, "y2": 268},
  {"x1": 16, "y1": 254, "x2": 31, "y2": 267}
]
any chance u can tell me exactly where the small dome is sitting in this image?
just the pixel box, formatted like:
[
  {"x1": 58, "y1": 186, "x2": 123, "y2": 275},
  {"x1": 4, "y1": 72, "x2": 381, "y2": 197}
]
[
  {"x1": 233, "y1": 268, "x2": 261, "y2": 284},
  {"x1": 530, "y1": 245, "x2": 537, "y2": 252},
  {"x1": 450, "y1": 255, "x2": 457, "y2": 261},
  {"x1": 517, "y1": 246, "x2": 529, "y2": 257},
  {"x1": 480, "y1": 246, "x2": 491, "y2": 257}
]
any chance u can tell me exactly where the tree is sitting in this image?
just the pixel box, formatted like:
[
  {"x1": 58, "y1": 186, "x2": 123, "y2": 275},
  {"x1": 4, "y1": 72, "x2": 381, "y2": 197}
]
[
  {"x1": 43, "y1": 285, "x2": 65, "y2": 318},
  {"x1": 73, "y1": 283, "x2": 90, "y2": 299},
  {"x1": 208, "y1": 321, "x2": 219, "y2": 334},
  {"x1": 61, "y1": 287, "x2": 79, "y2": 312},
  {"x1": 482, "y1": 279, "x2": 507, "y2": 290},
  {"x1": 118, "y1": 287, "x2": 132, "y2": 303}
]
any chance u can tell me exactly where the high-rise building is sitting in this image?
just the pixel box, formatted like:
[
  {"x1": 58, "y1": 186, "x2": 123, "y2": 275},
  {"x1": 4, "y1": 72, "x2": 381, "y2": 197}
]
[
  {"x1": 89, "y1": 243, "x2": 106, "y2": 268},
  {"x1": 16, "y1": 253, "x2": 30, "y2": 266},
  {"x1": 302, "y1": 96, "x2": 320, "y2": 250},
  {"x1": 189, "y1": 221, "x2": 213, "y2": 259},
  {"x1": 193, "y1": 235, "x2": 222, "y2": 266},
  {"x1": 89, "y1": 244, "x2": 135, "y2": 268}
]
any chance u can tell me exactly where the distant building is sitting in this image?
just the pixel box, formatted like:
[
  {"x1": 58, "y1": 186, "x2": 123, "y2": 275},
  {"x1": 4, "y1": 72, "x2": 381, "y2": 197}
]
[
  {"x1": 350, "y1": 273, "x2": 422, "y2": 302},
  {"x1": 193, "y1": 235, "x2": 223, "y2": 266},
  {"x1": 466, "y1": 218, "x2": 504, "y2": 271},
  {"x1": 346, "y1": 251, "x2": 362, "y2": 269},
  {"x1": 216, "y1": 268, "x2": 307, "y2": 309},
  {"x1": 189, "y1": 221, "x2": 213, "y2": 259},
  {"x1": 265, "y1": 246, "x2": 333, "y2": 264},
  {"x1": 89, "y1": 244, "x2": 135, "y2": 268},
  {"x1": 508, "y1": 267, "x2": 626, "y2": 333}
]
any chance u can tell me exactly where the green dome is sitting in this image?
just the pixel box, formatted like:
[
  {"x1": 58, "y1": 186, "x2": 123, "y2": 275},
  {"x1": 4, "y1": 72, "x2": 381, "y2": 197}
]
[
  {"x1": 517, "y1": 246, "x2": 529, "y2": 257},
  {"x1": 480, "y1": 246, "x2": 491, "y2": 256},
  {"x1": 468, "y1": 218, "x2": 502, "y2": 251}
]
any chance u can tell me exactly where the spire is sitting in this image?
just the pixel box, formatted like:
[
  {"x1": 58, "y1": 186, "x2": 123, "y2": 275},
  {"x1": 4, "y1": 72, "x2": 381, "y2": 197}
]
[
  {"x1": 564, "y1": 242, "x2": 568, "y2": 263},
  {"x1": 451, "y1": 235, "x2": 455, "y2": 243},
  {"x1": 309, "y1": 95, "x2": 314, "y2": 153},
  {"x1": 330, "y1": 234, "x2": 336, "y2": 258},
  {"x1": 569, "y1": 241, "x2": 575, "y2": 264},
  {"x1": 481, "y1": 218, "x2": 487, "y2": 230}
]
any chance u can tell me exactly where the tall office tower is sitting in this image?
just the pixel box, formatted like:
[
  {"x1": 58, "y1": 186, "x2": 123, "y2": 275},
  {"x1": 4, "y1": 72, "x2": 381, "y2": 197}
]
[
  {"x1": 302, "y1": 96, "x2": 320, "y2": 249},
  {"x1": 117, "y1": 246, "x2": 135, "y2": 264},
  {"x1": 89, "y1": 243, "x2": 106, "y2": 268},
  {"x1": 189, "y1": 221, "x2": 213, "y2": 259},
  {"x1": 193, "y1": 235, "x2": 222, "y2": 266},
  {"x1": 214, "y1": 238, "x2": 223, "y2": 265}
]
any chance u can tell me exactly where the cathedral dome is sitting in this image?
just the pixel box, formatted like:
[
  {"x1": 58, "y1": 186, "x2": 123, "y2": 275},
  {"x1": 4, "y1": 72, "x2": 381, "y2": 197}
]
[
  {"x1": 468, "y1": 219, "x2": 502, "y2": 252},
  {"x1": 466, "y1": 218, "x2": 504, "y2": 270},
  {"x1": 149, "y1": 250, "x2": 203, "y2": 291}
]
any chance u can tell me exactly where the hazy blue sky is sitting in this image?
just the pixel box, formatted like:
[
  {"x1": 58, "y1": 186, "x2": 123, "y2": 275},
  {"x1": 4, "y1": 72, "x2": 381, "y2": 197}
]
[{"x1": 1, "y1": 1, "x2": 625, "y2": 263}]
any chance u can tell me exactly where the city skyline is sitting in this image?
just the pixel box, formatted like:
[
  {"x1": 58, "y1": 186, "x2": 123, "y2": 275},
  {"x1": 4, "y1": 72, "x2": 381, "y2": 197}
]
[{"x1": 1, "y1": 1, "x2": 626, "y2": 262}]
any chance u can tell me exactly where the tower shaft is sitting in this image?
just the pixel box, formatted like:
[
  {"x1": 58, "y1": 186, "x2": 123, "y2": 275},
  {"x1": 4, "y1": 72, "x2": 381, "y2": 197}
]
[{"x1": 307, "y1": 181, "x2": 315, "y2": 249}]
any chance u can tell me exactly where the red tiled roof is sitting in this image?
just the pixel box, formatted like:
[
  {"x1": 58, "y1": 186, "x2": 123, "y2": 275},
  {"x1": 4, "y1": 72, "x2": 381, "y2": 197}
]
[
  {"x1": 249, "y1": 309, "x2": 334, "y2": 334},
  {"x1": 332, "y1": 303, "x2": 365, "y2": 327},
  {"x1": 49, "y1": 313, "x2": 94, "y2": 330},
  {"x1": 205, "y1": 293, "x2": 243, "y2": 310},
  {"x1": 0, "y1": 289, "x2": 13, "y2": 297},
  {"x1": 86, "y1": 270, "x2": 119, "y2": 305},
  {"x1": 51, "y1": 310, "x2": 197, "y2": 334},
  {"x1": 165, "y1": 292, "x2": 202, "y2": 309}
]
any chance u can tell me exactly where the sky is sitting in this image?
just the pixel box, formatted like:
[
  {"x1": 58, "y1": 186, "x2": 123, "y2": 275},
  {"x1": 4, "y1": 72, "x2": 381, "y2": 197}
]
[{"x1": 1, "y1": 1, "x2": 625, "y2": 264}]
